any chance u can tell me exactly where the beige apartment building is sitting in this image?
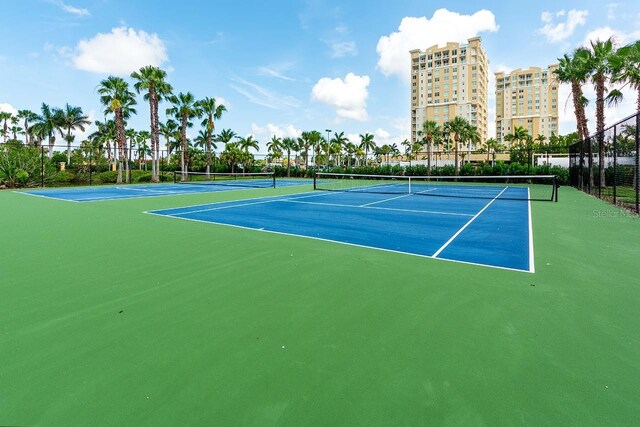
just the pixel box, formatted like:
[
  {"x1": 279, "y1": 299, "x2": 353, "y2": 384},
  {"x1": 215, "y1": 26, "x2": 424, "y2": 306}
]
[
  {"x1": 410, "y1": 37, "x2": 489, "y2": 148},
  {"x1": 495, "y1": 65, "x2": 559, "y2": 146}
]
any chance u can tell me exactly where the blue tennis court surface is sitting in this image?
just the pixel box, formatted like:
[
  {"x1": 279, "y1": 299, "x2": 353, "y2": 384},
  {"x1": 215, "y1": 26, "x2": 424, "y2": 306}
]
[
  {"x1": 18, "y1": 179, "x2": 313, "y2": 202},
  {"x1": 148, "y1": 188, "x2": 534, "y2": 272}
]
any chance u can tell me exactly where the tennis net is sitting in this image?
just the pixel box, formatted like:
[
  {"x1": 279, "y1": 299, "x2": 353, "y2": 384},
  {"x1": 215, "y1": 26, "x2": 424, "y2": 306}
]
[
  {"x1": 173, "y1": 171, "x2": 276, "y2": 188},
  {"x1": 314, "y1": 173, "x2": 558, "y2": 201}
]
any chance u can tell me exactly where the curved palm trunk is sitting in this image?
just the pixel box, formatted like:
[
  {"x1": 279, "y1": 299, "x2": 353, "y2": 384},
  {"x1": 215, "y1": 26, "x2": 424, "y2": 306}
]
[
  {"x1": 115, "y1": 108, "x2": 125, "y2": 184},
  {"x1": 427, "y1": 139, "x2": 432, "y2": 173},
  {"x1": 181, "y1": 112, "x2": 188, "y2": 181},
  {"x1": 149, "y1": 85, "x2": 159, "y2": 182},
  {"x1": 48, "y1": 135, "x2": 55, "y2": 159},
  {"x1": 454, "y1": 138, "x2": 460, "y2": 175},
  {"x1": 206, "y1": 116, "x2": 214, "y2": 178},
  {"x1": 66, "y1": 129, "x2": 72, "y2": 165}
]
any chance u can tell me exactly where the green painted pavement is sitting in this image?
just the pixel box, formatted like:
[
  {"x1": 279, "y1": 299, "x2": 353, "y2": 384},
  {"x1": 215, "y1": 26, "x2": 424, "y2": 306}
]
[{"x1": 1, "y1": 184, "x2": 639, "y2": 426}]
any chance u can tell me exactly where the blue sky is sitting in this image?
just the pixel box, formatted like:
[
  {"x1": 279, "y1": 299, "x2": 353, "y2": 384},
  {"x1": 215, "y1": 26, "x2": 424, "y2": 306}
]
[{"x1": 1, "y1": 0, "x2": 639, "y2": 152}]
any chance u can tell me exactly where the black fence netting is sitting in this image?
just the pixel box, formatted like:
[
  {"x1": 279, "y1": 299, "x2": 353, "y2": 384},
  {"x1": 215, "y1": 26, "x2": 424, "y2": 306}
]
[{"x1": 569, "y1": 111, "x2": 640, "y2": 214}]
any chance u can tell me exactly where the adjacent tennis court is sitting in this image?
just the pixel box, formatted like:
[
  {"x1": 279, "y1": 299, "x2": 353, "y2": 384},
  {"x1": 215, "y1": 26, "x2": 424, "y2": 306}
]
[
  {"x1": 148, "y1": 175, "x2": 545, "y2": 271},
  {"x1": 18, "y1": 173, "x2": 312, "y2": 202}
]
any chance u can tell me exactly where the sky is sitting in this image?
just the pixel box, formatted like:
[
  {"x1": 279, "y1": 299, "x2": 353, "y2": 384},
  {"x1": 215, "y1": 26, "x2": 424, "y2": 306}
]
[{"x1": 1, "y1": 0, "x2": 640, "y2": 153}]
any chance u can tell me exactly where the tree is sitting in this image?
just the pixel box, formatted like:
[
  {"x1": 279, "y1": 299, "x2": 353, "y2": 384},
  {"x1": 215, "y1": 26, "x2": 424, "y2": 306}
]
[
  {"x1": 98, "y1": 76, "x2": 137, "y2": 184},
  {"x1": 131, "y1": 66, "x2": 173, "y2": 182},
  {"x1": 612, "y1": 40, "x2": 640, "y2": 112},
  {"x1": 358, "y1": 133, "x2": 376, "y2": 166},
  {"x1": 237, "y1": 135, "x2": 259, "y2": 153},
  {"x1": 329, "y1": 132, "x2": 348, "y2": 167},
  {"x1": 443, "y1": 116, "x2": 471, "y2": 175},
  {"x1": 0, "y1": 112, "x2": 11, "y2": 143},
  {"x1": 267, "y1": 136, "x2": 282, "y2": 165},
  {"x1": 220, "y1": 142, "x2": 243, "y2": 173},
  {"x1": 137, "y1": 130, "x2": 152, "y2": 170},
  {"x1": 17, "y1": 110, "x2": 38, "y2": 146},
  {"x1": 584, "y1": 38, "x2": 622, "y2": 188},
  {"x1": 196, "y1": 97, "x2": 226, "y2": 178},
  {"x1": 484, "y1": 138, "x2": 501, "y2": 164},
  {"x1": 281, "y1": 137, "x2": 297, "y2": 177},
  {"x1": 32, "y1": 103, "x2": 64, "y2": 159},
  {"x1": 167, "y1": 92, "x2": 200, "y2": 180},
  {"x1": 418, "y1": 121, "x2": 440, "y2": 172},
  {"x1": 57, "y1": 104, "x2": 90, "y2": 165},
  {"x1": 215, "y1": 129, "x2": 237, "y2": 147},
  {"x1": 160, "y1": 119, "x2": 179, "y2": 159}
]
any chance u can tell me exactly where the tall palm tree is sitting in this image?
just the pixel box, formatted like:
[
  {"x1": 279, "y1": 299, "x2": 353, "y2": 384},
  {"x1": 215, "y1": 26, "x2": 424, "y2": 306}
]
[
  {"x1": 0, "y1": 112, "x2": 12, "y2": 143},
  {"x1": 267, "y1": 135, "x2": 282, "y2": 165},
  {"x1": 443, "y1": 116, "x2": 470, "y2": 175},
  {"x1": 33, "y1": 103, "x2": 64, "y2": 158},
  {"x1": 359, "y1": 133, "x2": 375, "y2": 166},
  {"x1": 160, "y1": 119, "x2": 179, "y2": 159},
  {"x1": 401, "y1": 139, "x2": 412, "y2": 166},
  {"x1": 17, "y1": 110, "x2": 37, "y2": 145},
  {"x1": 131, "y1": 66, "x2": 173, "y2": 182},
  {"x1": 584, "y1": 38, "x2": 622, "y2": 188},
  {"x1": 215, "y1": 129, "x2": 237, "y2": 147},
  {"x1": 418, "y1": 121, "x2": 440, "y2": 172},
  {"x1": 555, "y1": 50, "x2": 591, "y2": 141},
  {"x1": 330, "y1": 131, "x2": 348, "y2": 167},
  {"x1": 281, "y1": 137, "x2": 297, "y2": 177},
  {"x1": 167, "y1": 92, "x2": 200, "y2": 180},
  {"x1": 57, "y1": 104, "x2": 91, "y2": 165},
  {"x1": 237, "y1": 135, "x2": 259, "y2": 153},
  {"x1": 196, "y1": 97, "x2": 226, "y2": 178},
  {"x1": 484, "y1": 138, "x2": 500, "y2": 164},
  {"x1": 299, "y1": 131, "x2": 313, "y2": 170},
  {"x1": 136, "y1": 130, "x2": 151, "y2": 170},
  {"x1": 98, "y1": 76, "x2": 137, "y2": 184},
  {"x1": 612, "y1": 40, "x2": 640, "y2": 112}
]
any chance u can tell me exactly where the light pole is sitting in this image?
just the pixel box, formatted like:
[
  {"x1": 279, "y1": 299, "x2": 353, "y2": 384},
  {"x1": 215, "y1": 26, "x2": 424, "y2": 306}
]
[{"x1": 325, "y1": 129, "x2": 331, "y2": 169}]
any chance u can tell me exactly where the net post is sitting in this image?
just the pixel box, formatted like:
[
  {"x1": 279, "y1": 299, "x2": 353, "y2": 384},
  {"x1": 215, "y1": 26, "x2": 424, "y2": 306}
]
[
  {"x1": 408, "y1": 177, "x2": 412, "y2": 194},
  {"x1": 173, "y1": 170, "x2": 177, "y2": 184},
  {"x1": 272, "y1": 173, "x2": 276, "y2": 188},
  {"x1": 313, "y1": 173, "x2": 317, "y2": 190},
  {"x1": 554, "y1": 175, "x2": 558, "y2": 202}
]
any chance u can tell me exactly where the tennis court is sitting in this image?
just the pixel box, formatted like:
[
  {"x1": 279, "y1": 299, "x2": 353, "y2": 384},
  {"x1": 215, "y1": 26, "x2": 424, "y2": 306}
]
[
  {"x1": 18, "y1": 173, "x2": 312, "y2": 202},
  {"x1": 148, "y1": 175, "x2": 549, "y2": 272}
]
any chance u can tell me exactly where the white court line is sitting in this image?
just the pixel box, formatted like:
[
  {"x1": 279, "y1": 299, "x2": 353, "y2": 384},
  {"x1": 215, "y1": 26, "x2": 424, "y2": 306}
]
[
  {"x1": 528, "y1": 188, "x2": 535, "y2": 273},
  {"x1": 432, "y1": 187, "x2": 508, "y2": 258},
  {"x1": 282, "y1": 199, "x2": 473, "y2": 217},
  {"x1": 162, "y1": 191, "x2": 337, "y2": 216},
  {"x1": 359, "y1": 193, "x2": 412, "y2": 207},
  {"x1": 13, "y1": 191, "x2": 82, "y2": 203},
  {"x1": 143, "y1": 210, "x2": 531, "y2": 273}
]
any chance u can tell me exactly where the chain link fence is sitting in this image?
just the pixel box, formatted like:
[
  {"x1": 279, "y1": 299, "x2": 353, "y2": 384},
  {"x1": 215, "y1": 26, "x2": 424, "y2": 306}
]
[{"x1": 569, "y1": 111, "x2": 640, "y2": 214}]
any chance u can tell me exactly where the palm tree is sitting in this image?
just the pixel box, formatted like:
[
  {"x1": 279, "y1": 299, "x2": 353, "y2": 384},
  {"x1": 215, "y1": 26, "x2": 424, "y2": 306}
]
[
  {"x1": 267, "y1": 135, "x2": 282, "y2": 164},
  {"x1": 401, "y1": 139, "x2": 412, "y2": 166},
  {"x1": 358, "y1": 133, "x2": 376, "y2": 166},
  {"x1": 160, "y1": 119, "x2": 179, "y2": 159},
  {"x1": 443, "y1": 116, "x2": 470, "y2": 175},
  {"x1": 237, "y1": 135, "x2": 259, "y2": 153},
  {"x1": 329, "y1": 132, "x2": 348, "y2": 167},
  {"x1": 137, "y1": 131, "x2": 151, "y2": 170},
  {"x1": 418, "y1": 121, "x2": 440, "y2": 172},
  {"x1": 584, "y1": 38, "x2": 622, "y2": 188},
  {"x1": 167, "y1": 92, "x2": 200, "y2": 180},
  {"x1": 196, "y1": 97, "x2": 226, "y2": 178},
  {"x1": 131, "y1": 66, "x2": 173, "y2": 182},
  {"x1": 98, "y1": 76, "x2": 137, "y2": 184},
  {"x1": 17, "y1": 110, "x2": 37, "y2": 145},
  {"x1": 280, "y1": 137, "x2": 297, "y2": 177},
  {"x1": 57, "y1": 104, "x2": 91, "y2": 165},
  {"x1": 215, "y1": 129, "x2": 237, "y2": 147},
  {"x1": 33, "y1": 103, "x2": 64, "y2": 158},
  {"x1": 612, "y1": 40, "x2": 640, "y2": 112},
  {"x1": 484, "y1": 138, "x2": 500, "y2": 164},
  {"x1": 0, "y1": 112, "x2": 12, "y2": 143}
]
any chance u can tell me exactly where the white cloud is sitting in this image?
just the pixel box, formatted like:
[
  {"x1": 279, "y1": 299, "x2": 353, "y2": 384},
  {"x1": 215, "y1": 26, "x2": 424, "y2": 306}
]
[
  {"x1": 230, "y1": 76, "x2": 301, "y2": 110},
  {"x1": 329, "y1": 41, "x2": 358, "y2": 58},
  {"x1": 249, "y1": 123, "x2": 302, "y2": 152},
  {"x1": 311, "y1": 73, "x2": 370, "y2": 121},
  {"x1": 47, "y1": 0, "x2": 90, "y2": 16},
  {"x1": 376, "y1": 9, "x2": 498, "y2": 81},
  {"x1": 70, "y1": 27, "x2": 168, "y2": 75},
  {"x1": 581, "y1": 26, "x2": 640, "y2": 47},
  {"x1": 258, "y1": 66, "x2": 295, "y2": 81},
  {"x1": 538, "y1": 9, "x2": 588, "y2": 44},
  {"x1": 0, "y1": 103, "x2": 18, "y2": 117},
  {"x1": 375, "y1": 128, "x2": 391, "y2": 139}
]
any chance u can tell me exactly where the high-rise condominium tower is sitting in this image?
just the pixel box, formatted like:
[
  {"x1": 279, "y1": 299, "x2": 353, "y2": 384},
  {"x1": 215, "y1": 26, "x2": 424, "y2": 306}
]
[
  {"x1": 410, "y1": 37, "x2": 489, "y2": 146},
  {"x1": 495, "y1": 65, "x2": 559, "y2": 146}
]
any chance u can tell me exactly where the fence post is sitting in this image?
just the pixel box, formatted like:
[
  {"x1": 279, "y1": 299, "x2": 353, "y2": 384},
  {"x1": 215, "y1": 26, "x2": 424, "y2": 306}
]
[
  {"x1": 587, "y1": 136, "x2": 593, "y2": 195},
  {"x1": 612, "y1": 125, "x2": 617, "y2": 205},
  {"x1": 41, "y1": 146, "x2": 45, "y2": 187},
  {"x1": 635, "y1": 113, "x2": 640, "y2": 214}
]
